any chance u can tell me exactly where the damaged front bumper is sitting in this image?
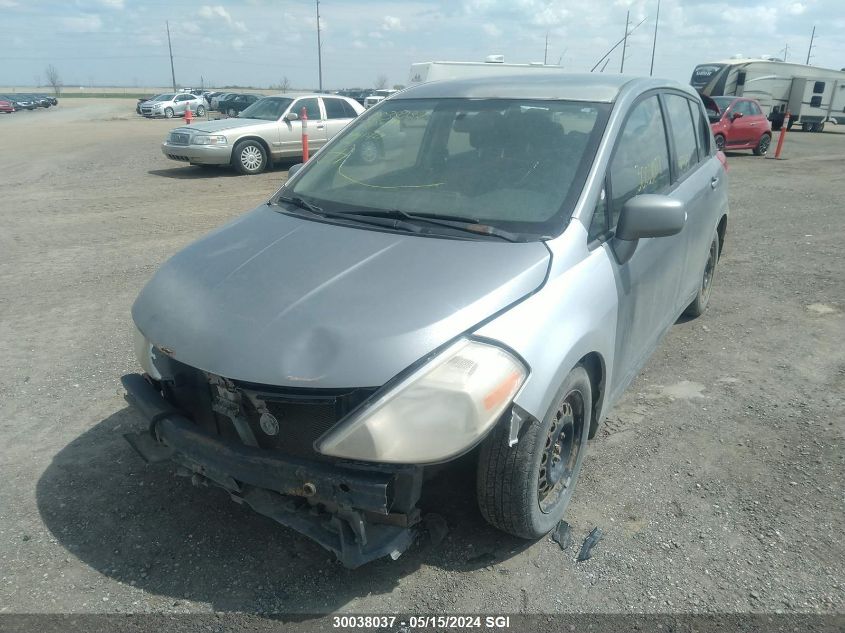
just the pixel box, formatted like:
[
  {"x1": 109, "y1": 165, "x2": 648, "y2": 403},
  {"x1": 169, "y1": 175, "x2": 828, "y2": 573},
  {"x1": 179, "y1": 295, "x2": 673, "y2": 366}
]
[{"x1": 121, "y1": 373, "x2": 422, "y2": 568}]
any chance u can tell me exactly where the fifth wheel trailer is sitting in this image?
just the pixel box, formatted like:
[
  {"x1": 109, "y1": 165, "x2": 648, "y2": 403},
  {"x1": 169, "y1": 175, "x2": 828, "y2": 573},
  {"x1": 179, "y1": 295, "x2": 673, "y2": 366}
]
[
  {"x1": 409, "y1": 57, "x2": 563, "y2": 85},
  {"x1": 691, "y1": 58, "x2": 845, "y2": 131}
]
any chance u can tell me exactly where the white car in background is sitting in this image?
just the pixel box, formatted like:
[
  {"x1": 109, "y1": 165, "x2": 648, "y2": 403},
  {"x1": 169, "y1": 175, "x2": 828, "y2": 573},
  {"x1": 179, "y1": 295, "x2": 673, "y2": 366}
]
[
  {"x1": 161, "y1": 94, "x2": 364, "y2": 174},
  {"x1": 364, "y1": 89, "x2": 397, "y2": 108},
  {"x1": 140, "y1": 93, "x2": 206, "y2": 118}
]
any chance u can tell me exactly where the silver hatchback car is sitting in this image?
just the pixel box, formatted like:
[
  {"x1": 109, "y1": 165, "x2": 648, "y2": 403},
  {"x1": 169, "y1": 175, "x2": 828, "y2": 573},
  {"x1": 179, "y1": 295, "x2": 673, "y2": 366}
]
[{"x1": 124, "y1": 73, "x2": 728, "y2": 567}]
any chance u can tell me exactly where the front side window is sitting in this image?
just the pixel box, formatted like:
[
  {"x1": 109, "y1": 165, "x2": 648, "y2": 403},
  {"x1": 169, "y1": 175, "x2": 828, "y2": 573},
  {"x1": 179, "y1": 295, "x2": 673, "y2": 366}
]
[
  {"x1": 292, "y1": 98, "x2": 321, "y2": 120},
  {"x1": 285, "y1": 98, "x2": 609, "y2": 238},
  {"x1": 664, "y1": 94, "x2": 699, "y2": 179},
  {"x1": 154, "y1": 93, "x2": 175, "y2": 102},
  {"x1": 608, "y1": 95, "x2": 671, "y2": 228}
]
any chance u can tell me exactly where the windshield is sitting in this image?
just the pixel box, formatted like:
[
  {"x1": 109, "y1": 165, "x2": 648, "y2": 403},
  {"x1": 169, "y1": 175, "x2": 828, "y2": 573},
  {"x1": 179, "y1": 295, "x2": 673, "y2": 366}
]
[
  {"x1": 284, "y1": 98, "x2": 608, "y2": 239},
  {"x1": 153, "y1": 94, "x2": 175, "y2": 101},
  {"x1": 240, "y1": 97, "x2": 293, "y2": 120}
]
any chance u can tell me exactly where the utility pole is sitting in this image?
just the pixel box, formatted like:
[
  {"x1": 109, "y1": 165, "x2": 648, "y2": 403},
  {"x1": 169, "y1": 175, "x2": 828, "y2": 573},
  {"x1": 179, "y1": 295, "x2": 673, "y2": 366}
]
[
  {"x1": 781, "y1": 42, "x2": 789, "y2": 62},
  {"x1": 805, "y1": 25, "x2": 815, "y2": 65},
  {"x1": 650, "y1": 0, "x2": 660, "y2": 76},
  {"x1": 620, "y1": 10, "x2": 630, "y2": 73},
  {"x1": 544, "y1": 31, "x2": 549, "y2": 65},
  {"x1": 316, "y1": 0, "x2": 323, "y2": 91},
  {"x1": 166, "y1": 21, "x2": 176, "y2": 92}
]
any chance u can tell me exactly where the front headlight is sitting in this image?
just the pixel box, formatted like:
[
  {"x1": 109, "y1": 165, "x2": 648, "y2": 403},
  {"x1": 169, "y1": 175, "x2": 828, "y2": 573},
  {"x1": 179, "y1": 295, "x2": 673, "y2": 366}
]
[
  {"x1": 132, "y1": 326, "x2": 163, "y2": 380},
  {"x1": 315, "y1": 339, "x2": 527, "y2": 464},
  {"x1": 191, "y1": 135, "x2": 227, "y2": 145}
]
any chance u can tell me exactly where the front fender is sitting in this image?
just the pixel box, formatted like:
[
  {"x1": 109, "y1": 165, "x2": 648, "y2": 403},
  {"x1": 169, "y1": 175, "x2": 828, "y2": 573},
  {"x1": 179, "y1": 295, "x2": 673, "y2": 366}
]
[{"x1": 474, "y1": 224, "x2": 618, "y2": 426}]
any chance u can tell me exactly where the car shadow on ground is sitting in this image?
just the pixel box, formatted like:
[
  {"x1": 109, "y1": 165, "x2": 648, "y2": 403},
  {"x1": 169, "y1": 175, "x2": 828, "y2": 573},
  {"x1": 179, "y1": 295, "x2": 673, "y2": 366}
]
[
  {"x1": 147, "y1": 166, "x2": 241, "y2": 179},
  {"x1": 36, "y1": 406, "x2": 531, "y2": 613}
]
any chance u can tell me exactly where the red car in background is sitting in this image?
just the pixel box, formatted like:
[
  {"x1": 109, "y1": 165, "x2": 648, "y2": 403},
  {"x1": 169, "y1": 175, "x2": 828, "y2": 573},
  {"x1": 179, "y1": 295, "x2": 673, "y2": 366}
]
[
  {"x1": 0, "y1": 98, "x2": 15, "y2": 114},
  {"x1": 702, "y1": 95, "x2": 772, "y2": 155}
]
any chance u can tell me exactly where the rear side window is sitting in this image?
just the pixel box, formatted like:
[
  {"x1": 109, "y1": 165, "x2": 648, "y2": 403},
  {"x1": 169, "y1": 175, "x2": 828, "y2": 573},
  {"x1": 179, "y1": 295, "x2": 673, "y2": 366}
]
[
  {"x1": 750, "y1": 101, "x2": 763, "y2": 115},
  {"x1": 664, "y1": 94, "x2": 699, "y2": 179},
  {"x1": 341, "y1": 100, "x2": 359, "y2": 118},
  {"x1": 293, "y1": 97, "x2": 321, "y2": 120},
  {"x1": 813, "y1": 81, "x2": 825, "y2": 93},
  {"x1": 323, "y1": 98, "x2": 349, "y2": 119},
  {"x1": 690, "y1": 99, "x2": 710, "y2": 157},
  {"x1": 608, "y1": 95, "x2": 671, "y2": 228},
  {"x1": 810, "y1": 96, "x2": 822, "y2": 108}
]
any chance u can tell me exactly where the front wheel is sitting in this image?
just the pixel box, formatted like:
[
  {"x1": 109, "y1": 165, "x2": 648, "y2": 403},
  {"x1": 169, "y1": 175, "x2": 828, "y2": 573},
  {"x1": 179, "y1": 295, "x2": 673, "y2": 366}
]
[
  {"x1": 684, "y1": 230, "x2": 720, "y2": 318},
  {"x1": 477, "y1": 366, "x2": 591, "y2": 539},
  {"x1": 164, "y1": 107, "x2": 174, "y2": 118},
  {"x1": 228, "y1": 108, "x2": 237, "y2": 117},
  {"x1": 196, "y1": 105, "x2": 205, "y2": 116},
  {"x1": 752, "y1": 133, "x2": 771, "y2": 156},
  {"x1": 714, "y1": 134, "x2": 726, "y2": 152},
  {"x1": 232, "y1": 140, "x2": 267, "y2": 175}
]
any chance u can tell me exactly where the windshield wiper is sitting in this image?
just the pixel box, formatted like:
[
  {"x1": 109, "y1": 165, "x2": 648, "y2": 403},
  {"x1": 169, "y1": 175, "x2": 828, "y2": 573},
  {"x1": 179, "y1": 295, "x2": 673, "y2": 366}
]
[
  {"x1": 349, "y1": 209, "x2": 522, "y2": 242},
  {"x1": 276, "y1": 196, "x2": 423, "y2": 234}
]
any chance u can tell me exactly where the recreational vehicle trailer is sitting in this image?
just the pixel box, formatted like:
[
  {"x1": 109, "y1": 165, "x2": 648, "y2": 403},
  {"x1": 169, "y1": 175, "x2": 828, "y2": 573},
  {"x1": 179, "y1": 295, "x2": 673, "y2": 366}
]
[
  {"x1": 691, "y1": 58, "x2": 845, "y2": 132},
  {"x1": 409, "y1": 56, "x2": 563, "y2": 85}
]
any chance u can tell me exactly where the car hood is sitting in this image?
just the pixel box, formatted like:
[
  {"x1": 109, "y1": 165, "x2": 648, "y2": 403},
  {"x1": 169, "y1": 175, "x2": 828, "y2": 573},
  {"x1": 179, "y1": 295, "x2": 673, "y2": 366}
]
[
  {"x1": 133, "y1": 207, "x2": 550, "y2": 388},
  {"x1": 177, "y1": 118, "x2": 267, "y2": 134}
]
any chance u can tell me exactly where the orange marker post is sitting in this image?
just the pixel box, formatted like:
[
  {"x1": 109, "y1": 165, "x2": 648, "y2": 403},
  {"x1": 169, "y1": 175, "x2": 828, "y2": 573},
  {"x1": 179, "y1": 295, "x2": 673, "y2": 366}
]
[
  {"x1": 184, "y1": 105, "x2": 192, "y2": 125},
  {"x1": 773, "y1": 111, "x2": 790, "y2": 159},
  {"x1": 301, "y1": 106, "x2": 309, "y2": 162}
]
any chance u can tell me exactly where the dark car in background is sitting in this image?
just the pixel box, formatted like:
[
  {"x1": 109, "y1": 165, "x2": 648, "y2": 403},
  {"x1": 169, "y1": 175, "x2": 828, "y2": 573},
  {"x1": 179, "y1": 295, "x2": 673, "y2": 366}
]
[
  {"x1": 9, "y1": 95, "x2": 37, "y2": 110},
  {"x1": 217, "y1": 93, "x2": 261, "y2": 117}
]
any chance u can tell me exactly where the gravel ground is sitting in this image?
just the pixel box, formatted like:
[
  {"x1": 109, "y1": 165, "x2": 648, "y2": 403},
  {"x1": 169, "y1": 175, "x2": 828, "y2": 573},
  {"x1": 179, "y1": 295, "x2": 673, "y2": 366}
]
[{"x1": 0, "y1": 100, "x2": 842, "y2": 620}]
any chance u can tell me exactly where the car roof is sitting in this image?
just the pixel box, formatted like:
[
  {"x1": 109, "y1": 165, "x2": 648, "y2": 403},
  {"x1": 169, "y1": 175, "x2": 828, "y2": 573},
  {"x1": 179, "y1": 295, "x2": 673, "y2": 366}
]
[{"x1": 395, "y1": 72, "x2": 692, "y2": 103}]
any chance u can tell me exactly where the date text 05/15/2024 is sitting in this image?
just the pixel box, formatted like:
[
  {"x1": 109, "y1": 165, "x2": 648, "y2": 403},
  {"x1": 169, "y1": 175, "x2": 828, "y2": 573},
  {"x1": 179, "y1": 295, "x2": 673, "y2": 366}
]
[{"x1": 332, "y1": 615, "x2": 512, "y2": 629}]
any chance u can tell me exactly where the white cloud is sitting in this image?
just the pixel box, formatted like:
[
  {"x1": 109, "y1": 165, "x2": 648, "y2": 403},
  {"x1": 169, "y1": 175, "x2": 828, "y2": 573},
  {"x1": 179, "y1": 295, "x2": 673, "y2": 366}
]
[
  {"x1": 232, "y1": 38, "x2": 245, "y2": 50},
  {"x1": 199, "y1": 5, "x2": 247, "y2": 31},
  {"x1": 0, "y1": 0, "x2": 19, "y2": 6},
  {"x1": 482, "y1": 23, "x2": 501, "y2": 36},
  {"x1": 60, "y1": 14, "x2": 103, "y2": 32},
  {"x1": 353, "y1": 39, "x2": 366, "y2": 49},
  {"x1": 97, "y1": 0, "x2": 124, "y2": 8},
  {"x1": 786, "y1": 2, "x2": 806, "y2": 15},
  {"x1": 382, "y1": 15, "x2": 403, "y2": 31}
]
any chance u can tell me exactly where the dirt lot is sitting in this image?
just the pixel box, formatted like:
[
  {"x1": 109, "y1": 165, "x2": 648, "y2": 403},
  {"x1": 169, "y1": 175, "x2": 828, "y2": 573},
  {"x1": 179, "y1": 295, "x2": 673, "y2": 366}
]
[{"x1": 0, "y1": 99, "x2": 842, "y2": 619}]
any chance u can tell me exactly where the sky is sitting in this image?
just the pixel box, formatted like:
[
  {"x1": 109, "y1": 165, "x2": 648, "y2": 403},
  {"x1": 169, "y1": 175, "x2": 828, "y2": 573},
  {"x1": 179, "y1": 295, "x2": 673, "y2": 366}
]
[{"x1": 1, "y1": 0, "x2": 843, "y2": 90}]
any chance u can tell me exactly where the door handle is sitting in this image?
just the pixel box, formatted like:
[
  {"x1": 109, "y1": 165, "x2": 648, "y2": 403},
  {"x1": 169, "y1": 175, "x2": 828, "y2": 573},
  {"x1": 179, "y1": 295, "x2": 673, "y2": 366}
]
[
  {"x1": 316, "y1": 124, "x2": 325, "y2": 130},
  {"x1": 710, "y1": 176, "x2": 719, "y2": 189}
]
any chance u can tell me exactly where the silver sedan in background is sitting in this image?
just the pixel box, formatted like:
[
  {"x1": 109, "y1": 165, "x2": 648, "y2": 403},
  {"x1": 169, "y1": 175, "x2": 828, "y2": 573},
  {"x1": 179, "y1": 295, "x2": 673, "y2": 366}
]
[
  {"x1": 140, "y1": 92, "x2": 207, "y2": 118},
  {"x1": 160, "y1": 93, "x2": 364, "y2": 174}
]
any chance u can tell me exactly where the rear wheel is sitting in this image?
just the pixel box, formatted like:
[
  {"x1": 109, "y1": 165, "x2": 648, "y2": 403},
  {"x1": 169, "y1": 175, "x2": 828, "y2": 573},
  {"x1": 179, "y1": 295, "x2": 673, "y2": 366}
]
[
  {"x1": 164, "y1": 107, "x2": 174, "y2": 119},
  {"x1": 477, "y1": 366, "x2": 591, "y2": 539},
  {"x1": 196, "y1": 105, "x2": 206, "y2": 116},
  {"x1": 228, "y1": 108, "x2": 237, "y2": 117},
  {"x1": 752, "y1": 133, "x2": 771, "y2": 156},
  {"x1": 232, "y1": 140, "x2": 267, "y2": 175},
  {"x1": 714, "y1": 134, "x2": 726, "y2": 152},
  {"x1": 685, "y1": 230, "x2": 720, "y2": 318}
]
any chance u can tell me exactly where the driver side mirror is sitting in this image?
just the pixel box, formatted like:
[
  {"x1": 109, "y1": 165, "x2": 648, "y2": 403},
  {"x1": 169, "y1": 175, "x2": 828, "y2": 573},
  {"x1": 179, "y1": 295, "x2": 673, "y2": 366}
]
[
  {"x1": 611, "y1": 194, "x2": 686, "y2": 265},
  {"x1": 730, "y1": 111, "x2": 743, "y2": 121},
  {"x1": 284, "y1": 112, "x2": 299, "y2": 121}
]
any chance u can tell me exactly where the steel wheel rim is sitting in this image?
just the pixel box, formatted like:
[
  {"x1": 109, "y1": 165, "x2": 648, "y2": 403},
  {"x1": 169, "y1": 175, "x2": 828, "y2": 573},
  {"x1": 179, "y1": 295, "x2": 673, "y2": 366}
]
[
  {"x1": 759, "y1": 135, "x2": 770, "y2": 154},
  {"x1": 715, "y1": 136, "x2": 725, "y2": 151},
  {"x1": 538, "y1": 389, "x2": 584, "y2": 513},
  {"x1": 701, "y1": 237, "x2": 718, "y2": 301},
  {"x1": 240, "y1": 146, "x2": 263, "y2": 171}
]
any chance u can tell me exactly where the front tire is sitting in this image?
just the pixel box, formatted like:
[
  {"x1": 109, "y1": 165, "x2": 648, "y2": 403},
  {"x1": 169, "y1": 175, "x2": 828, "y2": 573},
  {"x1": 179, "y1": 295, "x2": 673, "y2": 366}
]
[
  {"x1": 684, "y1": 230, "x2": 720, "y2": 318},
  {"x1": 228, "y1": 108, "x2": 237, "y2": 117},
  {"x1": 752, "y1": 133, "x2": 771, "y2": 156},
  {"x1": 232, "y1": 140, "x2": 267, "y2": 175},
  {"x1": 714, "y1": 134, "x2": 726, "y2": 152},
  {"x1": 477, "y1": 366, "x2": 591, "y2": 539},
  {"x1": 164, "y1": 107, "x2": 174, "y2": 119}
]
